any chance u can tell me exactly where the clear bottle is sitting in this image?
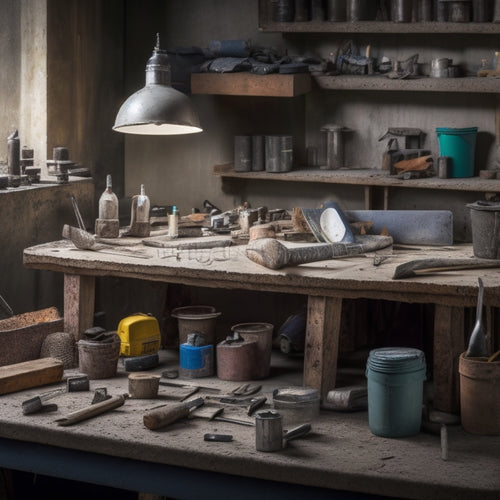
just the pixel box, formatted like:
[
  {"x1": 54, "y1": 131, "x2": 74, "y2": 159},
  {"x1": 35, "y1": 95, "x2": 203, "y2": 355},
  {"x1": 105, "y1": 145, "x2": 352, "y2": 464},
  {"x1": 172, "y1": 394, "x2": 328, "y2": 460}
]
[
  {"x1": 168, "y1": 205, "x2": 179, "y2": 238},
  {"x1": 98, "y1": 174, "x2": 119, "y2": 220},
  {"x1": 135, "y1": 184, "x2": 150, "y2": 223}
]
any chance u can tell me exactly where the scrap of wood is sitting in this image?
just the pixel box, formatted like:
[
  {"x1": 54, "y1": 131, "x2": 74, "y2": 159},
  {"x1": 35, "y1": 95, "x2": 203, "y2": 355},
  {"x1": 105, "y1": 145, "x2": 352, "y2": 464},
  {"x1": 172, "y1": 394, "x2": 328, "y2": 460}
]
[{"x1": 394, "y1": 155, "x2": 433, "y2": 173}]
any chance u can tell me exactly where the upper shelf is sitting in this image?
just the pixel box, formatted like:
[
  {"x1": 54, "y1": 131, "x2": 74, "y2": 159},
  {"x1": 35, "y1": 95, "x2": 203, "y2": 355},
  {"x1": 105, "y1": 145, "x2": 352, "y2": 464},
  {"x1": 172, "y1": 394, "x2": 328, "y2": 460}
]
[
  {"x1": 258, "y1": 20, "x2": 500, "y2": 34},
  {"x1": 213, "y1": 164, "x2": 500, "y2": 193},
  {"x1": 314, "y1": 75, "x2": 500, "y2": 94},
  {"x1": 191, "y1": 73, "x2": 311, "y2": 97}
]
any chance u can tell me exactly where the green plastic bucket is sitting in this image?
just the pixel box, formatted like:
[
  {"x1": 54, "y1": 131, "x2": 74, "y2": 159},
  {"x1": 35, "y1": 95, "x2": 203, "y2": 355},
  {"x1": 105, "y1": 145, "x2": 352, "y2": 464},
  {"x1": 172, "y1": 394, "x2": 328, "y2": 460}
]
[
  {"x1": 436, "y1": 127, "x2": 478, "y2": 178},
  {"x1": 366, "y1": 347, "x2": 426, "y2": 438}
]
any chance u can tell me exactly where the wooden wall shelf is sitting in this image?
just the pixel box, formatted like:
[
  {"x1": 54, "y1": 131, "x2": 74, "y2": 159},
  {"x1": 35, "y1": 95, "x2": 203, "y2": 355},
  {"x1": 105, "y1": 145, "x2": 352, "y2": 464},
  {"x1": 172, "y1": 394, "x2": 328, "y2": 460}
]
[
  {"x1": 191, "y1": 73, "x2": 311, "y2": 97},
  {"x1": 258, "y1": 20, "x2": 500, "y2": 34},
  {"x1": 314, "y1": 75, "x2": 500, "y2": 94},
  {"x1": 213, "y1": 163, "x2": 500, "y2": 193}
]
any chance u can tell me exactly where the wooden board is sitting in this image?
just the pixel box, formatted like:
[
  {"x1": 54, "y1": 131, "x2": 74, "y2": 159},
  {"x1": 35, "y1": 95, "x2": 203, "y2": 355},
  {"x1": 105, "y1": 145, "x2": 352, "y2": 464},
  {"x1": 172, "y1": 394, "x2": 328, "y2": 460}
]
[
  {"x1": 191, "y1": 73, "x2": 311, "y2": 97},
  {"x1": 0, "y1": 357, "x2": 64, "y2": 395}
]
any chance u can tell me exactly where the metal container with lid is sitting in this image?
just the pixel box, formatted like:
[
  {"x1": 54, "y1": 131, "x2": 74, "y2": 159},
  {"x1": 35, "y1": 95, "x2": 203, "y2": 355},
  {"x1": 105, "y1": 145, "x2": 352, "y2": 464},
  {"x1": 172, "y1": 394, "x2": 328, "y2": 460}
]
[{"x1": 272, "y1": 386, "x2": 320, "y2": 426}]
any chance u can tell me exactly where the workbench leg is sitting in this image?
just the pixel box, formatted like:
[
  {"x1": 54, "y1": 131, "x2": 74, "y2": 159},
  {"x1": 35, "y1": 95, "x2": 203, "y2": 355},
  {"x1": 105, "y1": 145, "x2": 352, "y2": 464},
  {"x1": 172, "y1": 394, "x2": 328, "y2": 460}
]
[
  {"x1": 64, "y1": 274, "x2": 95, "y2": 342},
  {"x1": 303, "y1": 296, "x2": 342, "y2": 402},
  {"x1": 433, "y1": 304, "x2": 464, "y2": 413}
]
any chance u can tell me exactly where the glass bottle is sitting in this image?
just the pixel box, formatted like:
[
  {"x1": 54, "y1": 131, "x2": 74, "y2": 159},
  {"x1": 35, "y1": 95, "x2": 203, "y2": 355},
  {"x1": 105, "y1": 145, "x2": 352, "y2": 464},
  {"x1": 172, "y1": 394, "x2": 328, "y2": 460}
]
[
  {"x1": 135, "y1": 184, "x2": 150, "y2": 223},
  {"x1": 98, "y1": 175, "x2": 119, "y2": 220},
  {"x1": 168, "y1": 205, "x2": 179, "y2": 238}
]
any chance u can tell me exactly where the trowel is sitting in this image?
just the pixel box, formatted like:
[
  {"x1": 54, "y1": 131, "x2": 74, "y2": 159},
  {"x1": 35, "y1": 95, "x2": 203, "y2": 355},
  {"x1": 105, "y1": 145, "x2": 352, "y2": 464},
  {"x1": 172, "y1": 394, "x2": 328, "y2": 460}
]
[{"x1": 465, "y1": 277, "x2": 489, "y2": 358}]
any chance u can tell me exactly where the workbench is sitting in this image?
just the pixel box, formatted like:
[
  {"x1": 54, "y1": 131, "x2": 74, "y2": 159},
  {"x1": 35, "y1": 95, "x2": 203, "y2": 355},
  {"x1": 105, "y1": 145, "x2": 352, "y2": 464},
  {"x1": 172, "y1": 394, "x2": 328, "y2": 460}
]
[
  {"x1": 23, "y1": 238, "x2": 500, "y2": 414},
  {"x1": 0, "y1": 352, "x2": 499, "y2": 499}
]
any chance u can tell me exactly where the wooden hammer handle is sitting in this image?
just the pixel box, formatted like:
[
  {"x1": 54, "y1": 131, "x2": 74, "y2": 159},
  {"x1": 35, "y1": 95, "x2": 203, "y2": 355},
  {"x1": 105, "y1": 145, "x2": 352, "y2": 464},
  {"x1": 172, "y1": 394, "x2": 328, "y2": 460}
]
[{"x1": 143, "y1": 403, "x2": 190, "y2": 430}]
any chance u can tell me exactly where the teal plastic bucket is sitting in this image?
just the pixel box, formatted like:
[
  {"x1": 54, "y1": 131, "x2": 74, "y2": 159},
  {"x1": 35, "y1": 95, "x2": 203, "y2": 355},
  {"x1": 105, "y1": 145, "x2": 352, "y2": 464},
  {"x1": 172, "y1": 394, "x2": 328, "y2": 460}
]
[
  {"x1": 436, "y1": 127, "x2": 478, "y2": 178},
  {"x1": 366, "y1": 347, "x2": 426, "y2": 438}
]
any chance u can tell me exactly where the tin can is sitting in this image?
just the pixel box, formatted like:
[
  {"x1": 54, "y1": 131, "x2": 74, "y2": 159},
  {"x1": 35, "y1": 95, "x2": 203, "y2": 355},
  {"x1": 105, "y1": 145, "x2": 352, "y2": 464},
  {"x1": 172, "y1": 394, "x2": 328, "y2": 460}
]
[
  {"x1": 265, "y1": 135, "x2": 293, "y2": 173},
  {"x1": 327, "y1": 0, "x2": 347, "y2": 21},
  {"x1": 272, "y1": 0, "x2": 295, "y2": 21},
  {"x1": 391, "y1": 0, "x2": 413, "y2": 21},
  {"x1": 234, "y1": 135, "x2": 252, "y2": 172}
]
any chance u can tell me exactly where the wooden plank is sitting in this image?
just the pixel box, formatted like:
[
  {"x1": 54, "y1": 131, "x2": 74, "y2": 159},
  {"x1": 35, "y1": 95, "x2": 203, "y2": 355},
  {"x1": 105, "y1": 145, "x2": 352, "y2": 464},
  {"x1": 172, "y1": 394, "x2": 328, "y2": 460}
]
[
  {"x1": 191, "y1": 73, "x2": 311, "y2": 97},
  {"x1": 433, "y1": 304, "x2": 464, "y2": 413},
  {"x1": 303, "y1": 296, "x2": 342, "y2": 402},
  {"x1": 0, "y1": 358, "x2": 63, "y2": 395},
  {"x1": 64, "y1": 274, "x2": 95, "y2": 341},
  {"x1": 212, "y1": 164, "x2": 500, "y2": 193}
]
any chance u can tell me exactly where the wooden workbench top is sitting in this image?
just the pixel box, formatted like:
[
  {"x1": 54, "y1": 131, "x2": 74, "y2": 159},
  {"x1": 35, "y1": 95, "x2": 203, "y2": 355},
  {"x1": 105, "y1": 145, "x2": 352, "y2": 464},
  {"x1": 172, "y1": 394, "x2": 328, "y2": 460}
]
[
  {"x1": 24, "y1": 238, "x2": 500, "y2": 308},
  {"x1": 0, "y1": 351, "x2": 498, "y2": 499}
]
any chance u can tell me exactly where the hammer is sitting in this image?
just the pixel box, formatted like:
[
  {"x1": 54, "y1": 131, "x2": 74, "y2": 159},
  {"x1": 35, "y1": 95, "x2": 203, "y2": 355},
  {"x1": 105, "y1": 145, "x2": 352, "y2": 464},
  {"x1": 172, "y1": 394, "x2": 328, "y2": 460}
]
[{"x1": 245, "y1": 235, "x2": 393, "y2": 270}]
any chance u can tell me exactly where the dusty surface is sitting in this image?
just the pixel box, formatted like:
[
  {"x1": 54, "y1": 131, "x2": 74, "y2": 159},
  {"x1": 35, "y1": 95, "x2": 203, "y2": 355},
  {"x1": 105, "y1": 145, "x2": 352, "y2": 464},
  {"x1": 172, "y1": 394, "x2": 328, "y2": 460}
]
[
  {"x1": 0, "y1": 350, "x2": 499, "y2": 500},
  {"x1": 23, "y1": 239, "x2": 500, "y2": 308}
]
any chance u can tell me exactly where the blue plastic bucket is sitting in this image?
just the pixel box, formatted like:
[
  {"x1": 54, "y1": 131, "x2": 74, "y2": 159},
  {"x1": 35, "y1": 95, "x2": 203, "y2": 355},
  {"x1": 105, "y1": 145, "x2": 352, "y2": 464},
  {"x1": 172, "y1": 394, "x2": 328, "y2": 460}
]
[
  {"x1": 366, "y1": 347, "x2": 426, "y2": 438},
  {"x1": 436, "y1": 127, "x2": 478, "y2": 178}
]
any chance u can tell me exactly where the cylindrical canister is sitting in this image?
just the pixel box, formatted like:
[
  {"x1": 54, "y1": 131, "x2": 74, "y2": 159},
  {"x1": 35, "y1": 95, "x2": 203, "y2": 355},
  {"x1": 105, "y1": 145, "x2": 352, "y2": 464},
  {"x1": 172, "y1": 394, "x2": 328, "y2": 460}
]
[
  {"x1": 231, "y1": 322, "x2": 274, "y2": 379},
  {"x1": 321, "y1": 124, "x2": 346, "y2": 170},
  {"x1": 347, "y1": 0, "x2": 378, "y2": 20},
  {"x1": 472, "y1": 0, "x2": 493, "y2": 21},
  {"x1": 179, "y1": 343, "x2": 214, "y2": 378},
  {"x1": 310, "y1": 0, "x2": 326, "y2": 20},
  {"x1": 435, "y1": 0, "x2": 449, "y2": 20},
  {"x1": 265, "y1": 135, "x2": 293, "y2": 173},
  {"x1": 255, "y1": 410, "x2": 283, "y2": 452},
  {"x1": 431, "y1": 57, "x2": 449, "y2": 78},
  {"x1": 391, "y1": 0, "x2": 413, "y2": 21},
  {"x1": 294, "y1": 0, "x2": 310, "y2": 21},
  {"x1": 448, "y1": 0, "x2": 471, "y2": 21},
  {"x1": 216, "y1": 339, "x2": 258, "y2": 381},
  {"x1": 252, "y1": 135, "x2": 265, "y2": 171},
  {"x1": 234, "y1": 136, "x2": 252, "y2": 172},
  {"x1": 327, "y1": 0, "x2": 347, "y2": 20},
  {"x1": 438, "y1": 156, "x2": 452, "y2": 178},
  {"x1": 272, "y1": 0, "x2": 295, "y2": 21},
  {"x1": 417, "y1": 0, "x2": 433, "y2": 20},
  {"x1": 7, "y1": 130, "x2": 20, "y2": 177},
  {"x1": 366, "y1": 347, "x2": 426, "y2": 438}
]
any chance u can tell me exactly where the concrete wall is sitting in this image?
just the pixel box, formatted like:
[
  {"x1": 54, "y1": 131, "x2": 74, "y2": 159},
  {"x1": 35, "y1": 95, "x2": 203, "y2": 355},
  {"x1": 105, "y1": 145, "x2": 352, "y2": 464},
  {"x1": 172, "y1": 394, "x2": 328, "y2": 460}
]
[{"x1": 122, "y1": 0, "x2": 497, "y2": 243}]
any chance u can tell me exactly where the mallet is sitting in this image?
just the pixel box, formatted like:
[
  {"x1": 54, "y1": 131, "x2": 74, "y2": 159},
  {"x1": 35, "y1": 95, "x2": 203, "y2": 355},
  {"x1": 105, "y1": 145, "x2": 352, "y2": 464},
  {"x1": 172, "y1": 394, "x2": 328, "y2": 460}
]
[{"x1": 245, "y1": 235, "x2": 393, "y2": 270}]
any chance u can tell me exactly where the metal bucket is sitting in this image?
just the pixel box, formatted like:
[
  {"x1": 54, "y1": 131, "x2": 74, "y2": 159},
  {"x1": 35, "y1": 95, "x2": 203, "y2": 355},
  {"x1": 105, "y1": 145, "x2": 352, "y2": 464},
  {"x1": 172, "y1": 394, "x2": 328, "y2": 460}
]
[
  {"x1": 172, "y1": 305, "x2": 221, "y2": 345},
  {"x1": 467, "y1": 201, "x2": 500, "y2": 259}
]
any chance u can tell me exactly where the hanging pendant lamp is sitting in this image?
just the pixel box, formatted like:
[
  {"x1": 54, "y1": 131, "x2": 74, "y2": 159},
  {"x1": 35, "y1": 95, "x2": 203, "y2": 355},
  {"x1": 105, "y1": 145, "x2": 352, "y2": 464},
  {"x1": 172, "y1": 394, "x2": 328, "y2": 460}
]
[{"x1": 113, "y1": 34, "x2": 202, "y2": 135}]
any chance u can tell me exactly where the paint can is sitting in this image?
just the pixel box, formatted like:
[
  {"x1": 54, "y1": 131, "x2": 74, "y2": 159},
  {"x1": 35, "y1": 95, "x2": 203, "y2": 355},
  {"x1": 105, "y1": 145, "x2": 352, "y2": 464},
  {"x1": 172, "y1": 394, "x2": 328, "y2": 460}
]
[
  {"x1": 366, "y1": 347, "x2": 426, "y2": 438},
  {"x1": 310, "y1": 0, "x2": 326, "y2": 20},
  {"x1": 273, "y1": 386, "x2": 320, "y2": 426}
]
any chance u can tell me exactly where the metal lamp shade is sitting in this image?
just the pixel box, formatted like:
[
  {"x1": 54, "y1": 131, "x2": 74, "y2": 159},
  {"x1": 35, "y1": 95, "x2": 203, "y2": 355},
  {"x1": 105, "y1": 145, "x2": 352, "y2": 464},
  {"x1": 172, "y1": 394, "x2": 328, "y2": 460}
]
[
  {"x1": 113, "y1": 84, "x2": 202, "y2": 135},
  {"x1": 113, "y1": 35, "x2": 202, "y2": 136}
]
